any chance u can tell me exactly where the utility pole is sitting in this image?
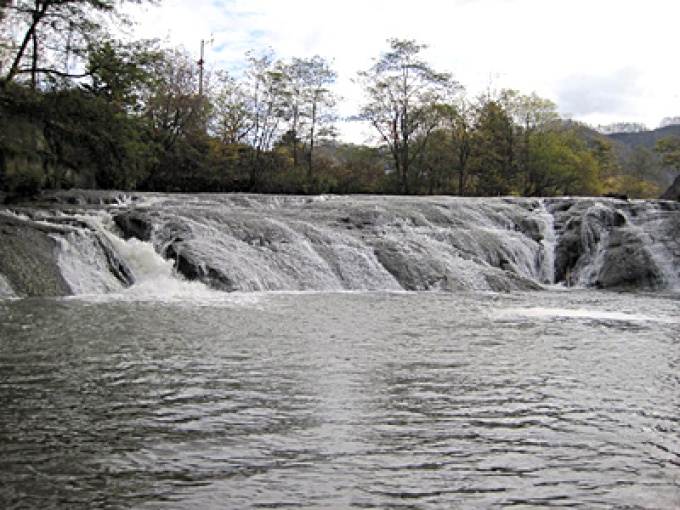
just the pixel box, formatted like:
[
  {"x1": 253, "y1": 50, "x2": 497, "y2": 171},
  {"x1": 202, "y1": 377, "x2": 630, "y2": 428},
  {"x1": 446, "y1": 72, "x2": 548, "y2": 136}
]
[
  {"x1": 197, "y1": 37, "x2": 213, "y2": 98},
  {"x1": 198, "y1": 39, "x2": 205, "y2": 98}
]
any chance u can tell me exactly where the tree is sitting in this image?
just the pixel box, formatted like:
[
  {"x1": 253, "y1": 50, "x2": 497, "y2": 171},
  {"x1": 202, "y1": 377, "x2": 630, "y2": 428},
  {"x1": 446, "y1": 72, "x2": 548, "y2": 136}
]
[
  {"x1": 330, "y1": 143, "x2": 388, "y2": 193},
  {"x1": 415, "y1": 128, "x2": 452, "y2": 194},
  {"x1": 655, "y1": 136, "x2": 680, "y2": 172},
  {"x1": 241, "y1": 49, "x2": 288, "y2": 189},
  {"x1": 502, "y1": 90, "x2": 560, "y2": 195},
  {"x1": 470, "y1": 97, "x2": 515, "y2": 195},
  {"x1": 2, "y1": 0, "x2": 157, "y2": 88},
  {"x1": 356, "y1": 38, "x2": 451, "y2": 194},
  {"x1": 142, "y1": 47, "x2": 207, "y2": 151},
  {"x1": 84, "y1": 38, "x2": 163, "y2": 111},
  {"x1": 210, "y1": 70, "x2": 252, "y2": 145},
  {"x1": 437, "y1": 86, "x2": 474, "y2": 195},
  {"x1": 590, "y1": 137, "x2": 620, "y2": 191},
  {"x1": 138, "y1": 47, "x2": 209, "y2": 190},
  {"x1": 284, "y1": 56, "x2": 338, "y2": 188},
  {"x1": 618, "y1": 147, "x2": 662, "y2": 198}
]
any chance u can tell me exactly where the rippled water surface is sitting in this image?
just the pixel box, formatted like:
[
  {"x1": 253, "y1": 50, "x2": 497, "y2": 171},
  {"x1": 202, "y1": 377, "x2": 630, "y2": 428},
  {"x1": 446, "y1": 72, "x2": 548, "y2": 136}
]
[{"x1": 1, "y1": 290, "x2": 679, "y2": 509}]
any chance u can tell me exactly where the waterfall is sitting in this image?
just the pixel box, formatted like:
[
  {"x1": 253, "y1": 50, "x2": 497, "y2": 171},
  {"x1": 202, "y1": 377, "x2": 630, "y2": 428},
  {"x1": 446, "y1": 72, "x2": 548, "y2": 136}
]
[
  {"x1": 574, "y1": 203, "x2": 617, "y2": 287},
  {"x1": 620, "y1": 204, "x2": 680, "y2": 291},
  {"x1": 536, "y1": 201, "x2": 557, "y2": 285},
  {"x1": 53, "y1": 213, "x2": 129, "y2": 295},
  {"x1": 0, "y1": 274, "x2": 16, "y2": 298},
  {"x1": 48, "y1": 211, "x2": 222, "y2": 302},
  {"x1": 1, "y1": 193, "x2": 678, "y2": 297},
  {"x1": 118, "y1": 195, "x2": 553, "y2": 293}
]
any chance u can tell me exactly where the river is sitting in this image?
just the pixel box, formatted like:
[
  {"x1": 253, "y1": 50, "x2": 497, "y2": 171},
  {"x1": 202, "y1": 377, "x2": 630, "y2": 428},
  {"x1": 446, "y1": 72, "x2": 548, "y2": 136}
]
[{"x1": 1, "y1": 289, "x2": 679, "y2": 509}]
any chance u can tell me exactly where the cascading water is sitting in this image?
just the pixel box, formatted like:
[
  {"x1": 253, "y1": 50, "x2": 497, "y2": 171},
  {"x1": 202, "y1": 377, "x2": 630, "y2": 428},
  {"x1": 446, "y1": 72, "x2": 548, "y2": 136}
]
[
  {"x1": 619, "y1": 203, "x2": 680, "y2": 291},
  {"x1": 574, "y1": 202, "x2": 619, "y2": 287},
  {"x1": 536, "y1": 201, "x2": 557, "y2": 285},
  {"x1": 1, "y1": 192, "x2": 679, "y2": 297},
  {"x1": 115, "y1": 195, "x2": 557, "y2": 293},
  {"x1": 55, "y1": 212, "x2": 224, "y2": 302},
  {"x1": 53, "y1": 213, "x2": 130, "y2": 295}
]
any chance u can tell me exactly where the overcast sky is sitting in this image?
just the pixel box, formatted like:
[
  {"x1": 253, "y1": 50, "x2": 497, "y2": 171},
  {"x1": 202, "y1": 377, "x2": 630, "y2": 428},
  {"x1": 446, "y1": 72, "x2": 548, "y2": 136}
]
[{"x1": 126, "y1": 0, "x2": 679, "y2": 143}]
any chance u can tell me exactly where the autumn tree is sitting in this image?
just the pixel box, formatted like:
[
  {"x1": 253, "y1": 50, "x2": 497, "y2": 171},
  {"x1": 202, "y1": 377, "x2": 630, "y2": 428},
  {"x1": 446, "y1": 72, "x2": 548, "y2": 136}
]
[
  {"x1": 137, "y1": 47, "x2": 210, "y2": 190},
  {"x1": 501, "y1": 90, "x2": 560, "y2": 195},
  {"x1": 210, "y1": 71, "x2": 251, "y2": 145},
  {"x1": 589, "y1": 138, "x2": 620, "y2": 192},
  {"x1": 655, "y1": 136, "x2": 680, "y2": 172},
  {"x1": 617, "y1": 147, "x2": 662, "y2": 198},
  {"x1": 356, "y1": 38, "x2": 451, "y2": 194}
]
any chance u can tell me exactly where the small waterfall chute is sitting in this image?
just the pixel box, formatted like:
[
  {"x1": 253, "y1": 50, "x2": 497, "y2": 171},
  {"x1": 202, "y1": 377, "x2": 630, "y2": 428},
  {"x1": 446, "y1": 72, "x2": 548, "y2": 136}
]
[{"x1": 50, "y1": 211, "x2": 227, "y2": 302}]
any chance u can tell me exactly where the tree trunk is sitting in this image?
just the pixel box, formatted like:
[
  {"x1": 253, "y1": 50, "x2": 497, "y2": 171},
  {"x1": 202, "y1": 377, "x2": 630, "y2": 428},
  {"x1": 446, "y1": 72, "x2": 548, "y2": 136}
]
[
  {"x1": 4, "y1": 1, "x2": 50, "y2": 86},
  {"x1": 307, "y1": 101, "x2": 316, "y2": 189}
]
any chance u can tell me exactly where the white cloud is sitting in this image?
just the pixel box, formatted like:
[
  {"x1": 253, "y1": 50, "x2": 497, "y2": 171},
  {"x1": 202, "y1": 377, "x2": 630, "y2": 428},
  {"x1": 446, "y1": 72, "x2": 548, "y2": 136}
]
[{"x1": 126, "y1": 0, "x2": 680, "y2": 139}]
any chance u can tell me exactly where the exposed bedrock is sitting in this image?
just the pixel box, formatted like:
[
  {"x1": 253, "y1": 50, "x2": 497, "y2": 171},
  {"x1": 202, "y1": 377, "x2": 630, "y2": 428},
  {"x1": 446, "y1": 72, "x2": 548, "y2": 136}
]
[
  {"x1": 547, "y1": 197, "x2": 680, "y2": 290},
  {"x1": 0, "y1": 214, "x2": 71, "y2": 297},
  {"x1": 1, "y1": 192, "x2": 679, "y2": 296}
]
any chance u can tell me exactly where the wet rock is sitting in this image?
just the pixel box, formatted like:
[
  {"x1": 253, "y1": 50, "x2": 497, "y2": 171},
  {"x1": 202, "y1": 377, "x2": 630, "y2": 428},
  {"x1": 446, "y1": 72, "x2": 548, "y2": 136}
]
[
  {"x1": 114, "y1": 212, "x2": 153, "y2": 241},
  {"x1": 661, "y1": 174, "x2": 680, "y2": 201},
  {"x1": 0, "y1": 215, "x2": 71, "y2": 297},
  {"x1": 594, "y1": 230, "x2": 661, "y2": 289}
]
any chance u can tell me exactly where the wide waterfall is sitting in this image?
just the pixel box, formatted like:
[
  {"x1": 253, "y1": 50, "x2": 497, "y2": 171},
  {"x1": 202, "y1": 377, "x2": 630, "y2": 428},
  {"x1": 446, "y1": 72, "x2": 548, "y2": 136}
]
[
  {"x1": 2, "y1": 192, "x2": 680, "y2": 509},
  {"x1": 0, "y1": 192, "x2": 678, "y2": 297}
]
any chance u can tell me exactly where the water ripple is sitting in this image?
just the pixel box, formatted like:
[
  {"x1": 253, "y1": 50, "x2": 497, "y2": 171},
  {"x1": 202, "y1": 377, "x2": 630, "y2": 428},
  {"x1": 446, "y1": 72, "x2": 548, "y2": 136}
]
[{"x1": 1, "y1": 291, "x2": 679, "y2": 508}]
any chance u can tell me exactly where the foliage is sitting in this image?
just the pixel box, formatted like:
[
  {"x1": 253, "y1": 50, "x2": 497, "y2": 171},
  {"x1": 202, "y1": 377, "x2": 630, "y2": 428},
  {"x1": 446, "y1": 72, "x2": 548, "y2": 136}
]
[
  {"x1": 468, "y1": 99, "x2": 516, "y2": 195},
  {"x1": 655, "y1": 136, "x2": 680, "y2": 172},
  {"x1": 0, "y1": 14, "x2": 670, "y2": 198}
]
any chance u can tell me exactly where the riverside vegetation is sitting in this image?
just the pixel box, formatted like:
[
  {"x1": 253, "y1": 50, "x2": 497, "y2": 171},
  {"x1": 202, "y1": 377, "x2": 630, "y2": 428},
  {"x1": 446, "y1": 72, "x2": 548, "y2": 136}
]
[{"x1": 1, "y1": 1, "x2": 679, "y2": 199}]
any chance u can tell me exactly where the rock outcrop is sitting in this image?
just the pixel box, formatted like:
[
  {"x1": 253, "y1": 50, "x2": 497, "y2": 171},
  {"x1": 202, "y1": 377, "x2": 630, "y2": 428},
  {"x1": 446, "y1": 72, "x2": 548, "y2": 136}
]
[
  {"x1": 547, "y1": 197, "x2": 680, "y2": 290},
  {"x1": 0, "y1": 214, "x2": 71, "y2": 297},
  {"x1": 661, "y1": 174, "x2": 680, "y2": 201}
]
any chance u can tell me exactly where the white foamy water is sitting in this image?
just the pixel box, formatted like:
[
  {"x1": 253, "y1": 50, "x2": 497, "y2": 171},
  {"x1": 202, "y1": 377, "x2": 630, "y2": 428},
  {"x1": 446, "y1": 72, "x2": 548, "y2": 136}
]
[
  {"x1": 5, "y1": 194, "x2": 679, "y2": 297},
  {"x1": 537, "y1": 201, "x2": 557, "y2": 284},
  {"x1": 55, "y1": 230, "x2": 126, "y2": 295},
  {"x1": 53, "y1": 212, "x2": 251, "y2": 305},
  {"x1": 503, "y1": 306, "x2": 680, "y2": 324}
]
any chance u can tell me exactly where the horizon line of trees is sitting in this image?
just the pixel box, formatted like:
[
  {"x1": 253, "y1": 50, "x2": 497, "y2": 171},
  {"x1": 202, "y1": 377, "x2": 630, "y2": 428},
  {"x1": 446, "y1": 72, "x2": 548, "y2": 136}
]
[{"x1": 0, "y1": 1, "x2": 676, "y2": 198}]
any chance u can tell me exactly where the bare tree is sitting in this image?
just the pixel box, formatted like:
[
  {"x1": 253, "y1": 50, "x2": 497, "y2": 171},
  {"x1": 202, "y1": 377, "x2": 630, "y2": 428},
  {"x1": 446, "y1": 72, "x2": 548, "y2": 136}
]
[
  {"x1": 2, "y1": 0, "x2": 156, "y2": 87},
  {"x1": 284, "y1": 56, "x2": 338, "y2": 184}
]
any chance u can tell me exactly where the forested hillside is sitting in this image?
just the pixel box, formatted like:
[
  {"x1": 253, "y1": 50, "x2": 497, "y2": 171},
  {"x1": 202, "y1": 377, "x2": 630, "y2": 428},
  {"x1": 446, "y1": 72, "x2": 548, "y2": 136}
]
[{"x1": 1, "y1": 1, "x2": 677, "y2": 199}]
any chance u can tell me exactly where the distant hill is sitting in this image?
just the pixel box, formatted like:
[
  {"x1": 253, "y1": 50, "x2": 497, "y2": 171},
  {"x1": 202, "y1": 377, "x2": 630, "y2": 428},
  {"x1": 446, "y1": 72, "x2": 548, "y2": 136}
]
[
  {"x1": 605, "y1": 125, "x2": 680, "y2": 199},
  {"x1": 607, "y1": 124, "x2": 680, "y2": 150}
]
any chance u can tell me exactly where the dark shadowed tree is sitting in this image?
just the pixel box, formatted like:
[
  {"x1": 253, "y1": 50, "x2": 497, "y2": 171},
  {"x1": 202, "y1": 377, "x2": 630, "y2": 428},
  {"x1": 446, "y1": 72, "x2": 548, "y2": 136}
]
[
  {"x1": 470, "y1": 98, "x2": 515, "y2": 195},
  {"x1": 2, "y1": 0, "x2": 157, "y2": 87}
]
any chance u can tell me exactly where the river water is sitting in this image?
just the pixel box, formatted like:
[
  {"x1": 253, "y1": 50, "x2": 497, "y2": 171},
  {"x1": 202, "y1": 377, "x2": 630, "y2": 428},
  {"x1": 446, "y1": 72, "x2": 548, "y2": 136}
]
[{"x1": 1, "y1": 289, "x2": 679, "y2": 509}]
